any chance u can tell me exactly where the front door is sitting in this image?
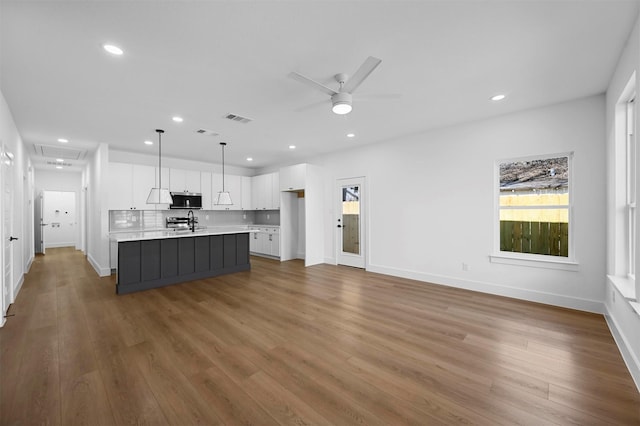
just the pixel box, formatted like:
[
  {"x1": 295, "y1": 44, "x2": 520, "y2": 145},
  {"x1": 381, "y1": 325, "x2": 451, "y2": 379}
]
[{"x1": 337, "y1": 177, "x2": 365, "y2": 268}]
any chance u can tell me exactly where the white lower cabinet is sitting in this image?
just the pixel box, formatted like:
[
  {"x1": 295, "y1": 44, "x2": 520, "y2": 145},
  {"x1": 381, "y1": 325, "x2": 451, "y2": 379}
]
[{"x1": 249, "y1": 226, "x2": 280, "y2": 258}]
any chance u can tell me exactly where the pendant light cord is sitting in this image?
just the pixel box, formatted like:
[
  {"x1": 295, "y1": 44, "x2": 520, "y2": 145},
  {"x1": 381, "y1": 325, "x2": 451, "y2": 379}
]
[
  {"x1": 221, "y1": 142, "x2": 226, "y2": 191},
  {"x1": 156, "y1": 129, "x2": 165, "y2": 190}
]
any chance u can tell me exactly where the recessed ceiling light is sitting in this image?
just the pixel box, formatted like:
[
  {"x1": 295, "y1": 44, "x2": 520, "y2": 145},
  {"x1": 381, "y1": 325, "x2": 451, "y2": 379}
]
[
  {"x1": 103, "y1": 44, "x2": 124, "y2": 55},
  {"x1": 246, "y1": 157, "x2": 253, "y2": 162},
  {"x1": 347, "y1": 133, "x2": 355, "y2": 138},
  {"x1": 57, "y1": 138, "x2": 68, "y2": 143},
  {"x1": 144, "y1": 140, "x2": 153, "y2": 145},
  {"x1": 172, "y1": 116, "x2": 184, "y2": 123},
  {"x1": 56, "y1": 158, "x2": 64, "y2": 162},
  {"x1": 490, "y1": 94, "x2": 506, "y2": 101},
  {"x1": 289, "y1": 145, "x2": 296, "y2": 150},
  {"x1": 56, "y1": 165, "x2": 63, "y2": 169}
]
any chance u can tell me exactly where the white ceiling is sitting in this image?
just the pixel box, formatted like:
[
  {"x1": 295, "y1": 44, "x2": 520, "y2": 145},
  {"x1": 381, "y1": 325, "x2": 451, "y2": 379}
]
[{"x1": 1, "y1": 1, "x2": 638, "y2": 171}]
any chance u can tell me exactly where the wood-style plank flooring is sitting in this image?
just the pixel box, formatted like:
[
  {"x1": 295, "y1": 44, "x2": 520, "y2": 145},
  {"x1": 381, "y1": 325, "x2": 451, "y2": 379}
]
[{"x1": 1, "y1": 247, "x2": 639, "y2": 425}]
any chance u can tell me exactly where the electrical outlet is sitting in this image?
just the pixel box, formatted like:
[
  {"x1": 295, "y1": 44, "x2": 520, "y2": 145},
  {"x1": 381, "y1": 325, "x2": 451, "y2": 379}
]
[
  {"x1": 205, "y1": 215, "x2": 209, "y2": 220},
  {"x1": 267, "y1": 214, "x2": 270, "y2": 219},
  {"x1": 243, "y1": 213, "x2": 246, "y2": 219},
  {"x1": 462, "y1": 262, "x2": 469, "y2": 271}
]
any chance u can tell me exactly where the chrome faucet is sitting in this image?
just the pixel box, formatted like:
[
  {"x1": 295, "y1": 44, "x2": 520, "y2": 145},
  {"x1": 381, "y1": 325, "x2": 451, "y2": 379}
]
[{"x1": 187, "y1": 210, "x2": 195, "y2": 232}]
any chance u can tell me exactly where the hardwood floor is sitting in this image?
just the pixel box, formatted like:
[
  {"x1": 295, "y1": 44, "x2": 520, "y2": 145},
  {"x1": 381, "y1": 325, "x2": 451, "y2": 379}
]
[{"x1": 1, "y1": 247, "x2": 639, "y2": 425}]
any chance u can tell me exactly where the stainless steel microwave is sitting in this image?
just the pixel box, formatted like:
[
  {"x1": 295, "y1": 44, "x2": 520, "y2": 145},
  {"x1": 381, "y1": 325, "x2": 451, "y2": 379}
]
[{"x1": 169, "y1": 192, "x2": 202, "y2": 209}]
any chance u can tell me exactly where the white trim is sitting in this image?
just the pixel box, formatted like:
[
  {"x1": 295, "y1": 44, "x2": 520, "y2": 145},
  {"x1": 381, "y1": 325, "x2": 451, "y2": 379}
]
[
  {"x1": 495, "y1": 152, "x2": 575, "y2": 262},
  {"x1": 13, "y1": 274, "x2": 24, "y2": 303},
  {"x1": 45, "y1": 242, "x2": 77, "y2": 249},
  {"x1": 604, "y1": 307, "x2": 640, "y2": 392},
  {"x1": 367, "y1": 262, "x2": 602, "y2": 313},
  {"x1": 490, "y1": 253, "x2": 579, "y2": 271},
  {"x1": 608, "y1": 274, "x2": 636, "y2": 299},
  {"x1": 87, "y1": 253, "x2": 110, "y2": 277},
  {"x1": 24, "y1": 256, "x2": 33, "y2": 274}
]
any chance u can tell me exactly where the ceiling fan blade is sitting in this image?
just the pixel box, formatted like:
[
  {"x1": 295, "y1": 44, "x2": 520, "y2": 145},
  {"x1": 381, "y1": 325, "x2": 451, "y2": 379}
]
[
  {"x1": 288, "y1": 72, "x2": 337, "y2": 96},
  {"x1": 342, "y1": 56, "x2": 382, "y2": 94}
]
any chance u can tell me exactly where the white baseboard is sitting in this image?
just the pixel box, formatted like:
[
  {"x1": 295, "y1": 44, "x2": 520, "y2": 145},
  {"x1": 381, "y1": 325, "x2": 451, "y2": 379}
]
[
  {"x1": 24, "y1": 256, "x2": 33, "y2": 274},
  {"x1": 87, "y1": 253, "x2": 111, "y2": 277},
  {"x1": 45, "y1": 242, "x2": 76, "y2": 249},
  {"x1": 13, "y1": 275, "x2": 24, "y2": 303},
  {"x1": 604, "y1": 307, "x2": 640, "y2": 392},
  {"x1": 366, "y1": 263, "x2": 603, "y2": 314}
]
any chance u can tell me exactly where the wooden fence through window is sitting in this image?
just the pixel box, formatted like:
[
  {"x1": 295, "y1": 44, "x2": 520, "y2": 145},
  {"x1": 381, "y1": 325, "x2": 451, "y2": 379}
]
[{"x1": 500, "y1": 220, "x2": 568, "y2": 257}]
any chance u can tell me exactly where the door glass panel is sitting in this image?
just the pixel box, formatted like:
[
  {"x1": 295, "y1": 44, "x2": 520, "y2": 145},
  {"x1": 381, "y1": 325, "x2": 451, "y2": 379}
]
[{"x1": 342, "y1": 185, "x2": 360, "y2": 255}]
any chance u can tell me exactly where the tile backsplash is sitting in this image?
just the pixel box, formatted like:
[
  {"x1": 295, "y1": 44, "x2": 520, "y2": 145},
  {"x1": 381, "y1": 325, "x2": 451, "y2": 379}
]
[{"x1": 109, "y1": 209, "x2": 279, "y2": 231}]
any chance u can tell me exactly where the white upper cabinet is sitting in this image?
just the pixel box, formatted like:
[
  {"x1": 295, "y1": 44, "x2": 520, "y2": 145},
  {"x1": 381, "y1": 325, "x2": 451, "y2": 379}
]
[
  {"x1": 279, "y1": 164, "x2": 307, "y2": 191},
  {"x1": 271, "y1": 172, "x2": 280, "y2": 209},
  {"x1": 241, "y1": 176, "x2": 252, "y2": 210},
  {"x1": 131, "y1": 165, "x2": 156, "y2": 210},
  {"x1": 107, "y1": 163, "x2": 159, "y2": 210},
  {"x1": 108, "y1": 163, "x2": 134, "y2": 210},
  {"x1": 251, "y1": 172, "x2": 280, "y2": 210},
  {"x1": 169, "y1": 169, "x2": 201, "y2": 193},
  {"x1": 200, "y1": 171, "x2": 212, "y2": 210}
]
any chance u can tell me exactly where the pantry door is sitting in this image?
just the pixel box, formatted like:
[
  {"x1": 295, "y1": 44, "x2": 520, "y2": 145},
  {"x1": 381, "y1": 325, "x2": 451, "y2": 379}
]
[{"x1": 336, "y1": 177, "x2": 365, "y2": 268}]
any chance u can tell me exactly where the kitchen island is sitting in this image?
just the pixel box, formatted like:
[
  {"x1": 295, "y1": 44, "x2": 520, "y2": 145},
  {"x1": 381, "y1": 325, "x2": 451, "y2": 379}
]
[{"x1": 110, "y1": 227, "x2": 255, "y2": 295}]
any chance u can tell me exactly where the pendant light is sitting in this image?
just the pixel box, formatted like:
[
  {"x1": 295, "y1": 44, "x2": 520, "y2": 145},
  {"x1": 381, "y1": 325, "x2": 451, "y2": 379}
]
[
  {"x1": 214, "y1": 142, "x2": 233, "y2": 205},
  {"x1": 146, "y1": 129, "x2": 173, "y2": 204}
]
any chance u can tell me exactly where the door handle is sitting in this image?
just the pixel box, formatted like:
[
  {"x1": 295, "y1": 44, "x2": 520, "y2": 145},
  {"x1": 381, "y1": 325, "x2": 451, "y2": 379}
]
[
  {"x1": 41, "y1": 223, "x2": 49, "y2": 226},
  {"x1": 9, "y1": 236, "x2": 18, "y2": 241},
  {"x1": 337, "y1": 225, "x2": 342, "y2": 228}
]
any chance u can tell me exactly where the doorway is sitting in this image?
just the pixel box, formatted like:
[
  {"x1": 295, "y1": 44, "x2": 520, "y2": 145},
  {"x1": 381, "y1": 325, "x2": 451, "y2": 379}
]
[
  {"x1": 36, "y1": 191, "x2": 77, "y2": 253},
  {"x1": 2, "y1": 144, "x2": 15, "y2": 321},
  {"x1": 336, "y1": 177, "x2": 365, "y2": 268}
]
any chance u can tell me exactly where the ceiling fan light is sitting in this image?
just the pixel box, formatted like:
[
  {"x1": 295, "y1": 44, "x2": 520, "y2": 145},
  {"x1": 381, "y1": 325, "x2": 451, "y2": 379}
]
[
  {"x1": 332, "y1": 102, "x2": 352, "y2": 115},
  {"x1": 331, "y1": 92, "x2": 353, "y2": 115}
]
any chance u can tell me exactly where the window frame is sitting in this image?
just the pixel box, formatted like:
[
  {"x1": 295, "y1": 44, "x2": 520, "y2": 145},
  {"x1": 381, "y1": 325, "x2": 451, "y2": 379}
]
[
  {"x1": 491, "y1": 151, "x2": 576, "y2": 270},
  {"x1": 626, "y1": 97, "x2": 636, "y2": 280}
]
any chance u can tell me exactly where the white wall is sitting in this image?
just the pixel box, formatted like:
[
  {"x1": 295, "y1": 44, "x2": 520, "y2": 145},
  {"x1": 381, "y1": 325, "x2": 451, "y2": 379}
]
[
  {"x1": 0, "y1": 89, "x2": 32, "y2": 321},
  {"x1": 605, "y1": 13, "x2": 640, "y2": 390},
  {"x1": 308, "y1": 95, "x2": 606, "y2": 313},
  {"x1": 109, "y1": 149, "x2": 254, "y2": 177},
  {"x1": 86, "y1": 143, "x2": 110, "y2": 276}
]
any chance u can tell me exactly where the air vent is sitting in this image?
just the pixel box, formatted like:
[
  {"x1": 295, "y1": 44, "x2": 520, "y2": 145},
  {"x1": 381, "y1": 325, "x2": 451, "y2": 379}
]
[
  {"x1": 33, "y1": 144, "x2": 87, "y2": 160},
  {"x1": 46, "y1": 161, "x2": 72, "y2": 167},
  {"x1": 224, "y1": 113, "x2": 253, "y2": 124},
  {"x1": 195, "y1": 128, "x2": 220, "y2": 136}
]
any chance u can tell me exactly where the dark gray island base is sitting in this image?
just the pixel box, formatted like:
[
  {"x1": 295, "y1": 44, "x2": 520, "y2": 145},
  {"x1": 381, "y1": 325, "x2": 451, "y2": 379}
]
[{"x1": 117, "y1": 232, "x2": 250, "y2": 294}]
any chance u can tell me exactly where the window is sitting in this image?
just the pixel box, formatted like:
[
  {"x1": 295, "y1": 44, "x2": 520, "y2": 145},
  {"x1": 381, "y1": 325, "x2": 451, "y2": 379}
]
[
  {"x1": 498, "y1": 154, "x2": 572, "y2": 259},
  {"x1": 626, "y1": 98, "x2": 636, "y2": 279}
]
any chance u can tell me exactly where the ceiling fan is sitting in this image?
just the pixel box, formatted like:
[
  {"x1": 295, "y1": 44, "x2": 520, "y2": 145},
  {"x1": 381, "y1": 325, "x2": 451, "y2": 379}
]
[{"x1": 289, "y1": 56, "x2": 383, "y2": 115}]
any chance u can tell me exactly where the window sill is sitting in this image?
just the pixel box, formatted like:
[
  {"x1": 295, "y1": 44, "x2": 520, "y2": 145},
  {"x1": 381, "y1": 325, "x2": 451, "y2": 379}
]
[
  {"x1": 489, "y1": 253, "x2": 579, "y2": 271},
  {"x1": 607, "y1": 275, "x2": 636, "y2": 300}
]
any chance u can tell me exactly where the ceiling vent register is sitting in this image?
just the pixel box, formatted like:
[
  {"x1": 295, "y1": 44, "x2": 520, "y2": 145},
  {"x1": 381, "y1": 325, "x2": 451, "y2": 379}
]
[
  {"x1": 195, "y1": 129, "x2": 220, "y2": 136},
  {"x1": 33, "y1": 144, "x2": 87, "y2": 160},
  {"x1": 224, "y1": 113, "x2": 253, "y2": 124}
]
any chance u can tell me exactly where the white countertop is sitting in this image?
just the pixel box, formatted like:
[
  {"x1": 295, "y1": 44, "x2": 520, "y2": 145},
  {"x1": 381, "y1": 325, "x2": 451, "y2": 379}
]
[{"x1": 109, "y1": 226, "x2": 256, "y2": 242}]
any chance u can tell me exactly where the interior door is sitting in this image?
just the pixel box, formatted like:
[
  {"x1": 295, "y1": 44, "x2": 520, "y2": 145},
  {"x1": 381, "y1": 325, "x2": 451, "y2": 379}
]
[
  {"x1": 337, "y1": 177, "x2": 365, "y2": 268},
  {"x1": 2, "y1": 145, "x2": 15, "y2": 318}
]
